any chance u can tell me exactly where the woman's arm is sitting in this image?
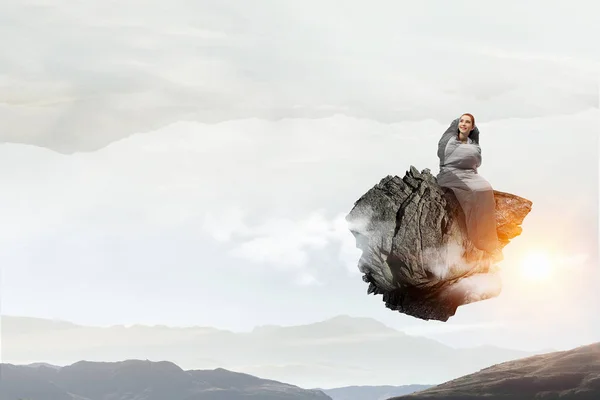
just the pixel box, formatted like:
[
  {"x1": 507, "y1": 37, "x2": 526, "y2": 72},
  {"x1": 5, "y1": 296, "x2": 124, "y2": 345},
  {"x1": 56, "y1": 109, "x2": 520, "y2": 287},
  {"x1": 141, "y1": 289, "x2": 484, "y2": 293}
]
[
  {"x1": 442, "y1": 118, "x2": 459, "y2": 138},
  {"x1": 475, "y1": 144, "x2": 482, "y2": 168},
  {"x1": 437, "y1": 118, "x2": 459, "y2": 162},
  {"x1": 470, "y1": 125, "x2": 480, "y2": 144},
  {"x1": 439, "y1": 117, "x2": 480, "y2": 144}
]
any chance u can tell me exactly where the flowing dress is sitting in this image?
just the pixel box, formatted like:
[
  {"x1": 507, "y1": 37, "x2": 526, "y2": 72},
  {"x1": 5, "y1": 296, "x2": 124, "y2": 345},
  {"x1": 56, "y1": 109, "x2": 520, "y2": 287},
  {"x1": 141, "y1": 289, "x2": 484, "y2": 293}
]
[{"x1": 436, "y1": 118, "x2": 499, "y2": 253}]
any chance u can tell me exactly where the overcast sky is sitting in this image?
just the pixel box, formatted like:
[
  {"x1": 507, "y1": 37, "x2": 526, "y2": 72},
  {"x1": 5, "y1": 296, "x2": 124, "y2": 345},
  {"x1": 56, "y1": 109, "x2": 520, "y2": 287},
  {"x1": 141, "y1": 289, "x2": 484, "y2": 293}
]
[{"x1": 1, "y1": 0, "x2": 599, "y2": 352}]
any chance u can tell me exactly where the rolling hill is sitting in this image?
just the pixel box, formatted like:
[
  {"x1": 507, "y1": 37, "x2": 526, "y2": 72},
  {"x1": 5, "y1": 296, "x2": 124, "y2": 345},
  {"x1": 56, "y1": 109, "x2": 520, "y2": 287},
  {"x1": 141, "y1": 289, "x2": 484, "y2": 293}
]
[{"x1": 391, "y1": 342, "x2": 600, "y2": 399}]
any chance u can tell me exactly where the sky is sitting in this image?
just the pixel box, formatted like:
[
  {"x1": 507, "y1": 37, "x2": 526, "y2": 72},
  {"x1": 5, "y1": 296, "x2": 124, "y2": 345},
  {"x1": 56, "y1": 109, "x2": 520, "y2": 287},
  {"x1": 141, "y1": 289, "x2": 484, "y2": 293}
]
[{"x1": 1, "y1": 0, "x2": 600, "y2": 353}]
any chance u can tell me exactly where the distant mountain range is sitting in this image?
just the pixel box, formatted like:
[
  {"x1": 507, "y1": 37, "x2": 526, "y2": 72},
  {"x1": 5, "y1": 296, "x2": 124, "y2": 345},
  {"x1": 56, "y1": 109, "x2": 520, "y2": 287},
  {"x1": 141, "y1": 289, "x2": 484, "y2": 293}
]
[
  {"x1": 4, "y1": 343, "x2": 599, "y2": 400},
  {"x1": 2, "y1": 314, "x2": 538, "y2": 388},
  {"x1": 321, "y1": 385, "x2": 432, "y2": 400},
  {"x1": 5, "y1": 363, "x2": 434, "y2": 400},
  {"x1": 391, "y1": 342, "x2": 600, "y2": 399},
  {"x1": 1, "y1": 360, "x2": 331, "y2": 400}
]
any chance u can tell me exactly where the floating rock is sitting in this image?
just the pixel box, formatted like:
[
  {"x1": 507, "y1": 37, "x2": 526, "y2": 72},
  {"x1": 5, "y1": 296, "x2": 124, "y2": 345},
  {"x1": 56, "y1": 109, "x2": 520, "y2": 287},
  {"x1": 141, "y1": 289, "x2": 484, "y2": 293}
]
[{"x1": 346, "y1": 167, "x2": 532, "y2": 321}]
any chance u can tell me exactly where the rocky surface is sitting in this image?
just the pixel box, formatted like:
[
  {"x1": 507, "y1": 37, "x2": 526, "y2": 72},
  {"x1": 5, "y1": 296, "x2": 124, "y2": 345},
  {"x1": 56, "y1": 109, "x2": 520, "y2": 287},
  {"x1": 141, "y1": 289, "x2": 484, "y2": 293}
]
[
  {"x1": 390, "y1": 342, "x2": 600, "y2": 399},
  {"x1": 346, "y1": 166, "x2": 532, "y2": 321}
]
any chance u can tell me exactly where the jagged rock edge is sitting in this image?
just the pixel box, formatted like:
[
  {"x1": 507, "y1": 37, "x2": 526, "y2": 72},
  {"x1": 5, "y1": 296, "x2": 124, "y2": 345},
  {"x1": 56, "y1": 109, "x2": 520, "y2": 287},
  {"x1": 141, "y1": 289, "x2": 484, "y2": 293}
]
[{"x1": 362, "y1": 167, "x2": 458, "y2": 320}]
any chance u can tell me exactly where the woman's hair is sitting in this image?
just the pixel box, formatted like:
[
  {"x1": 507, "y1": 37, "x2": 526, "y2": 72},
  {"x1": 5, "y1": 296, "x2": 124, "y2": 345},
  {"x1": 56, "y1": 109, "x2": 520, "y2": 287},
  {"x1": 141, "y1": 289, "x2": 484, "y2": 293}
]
[{"x1": 461, "y1": 113, "x2": 476, "y2": 129}]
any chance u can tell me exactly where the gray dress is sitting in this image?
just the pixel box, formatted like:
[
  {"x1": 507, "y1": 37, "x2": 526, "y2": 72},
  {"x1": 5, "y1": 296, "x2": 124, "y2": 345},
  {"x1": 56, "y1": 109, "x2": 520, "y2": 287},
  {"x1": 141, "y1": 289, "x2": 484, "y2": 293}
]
[{"x1": 436, "y1": 118, "x2": 499, "y2": 253}]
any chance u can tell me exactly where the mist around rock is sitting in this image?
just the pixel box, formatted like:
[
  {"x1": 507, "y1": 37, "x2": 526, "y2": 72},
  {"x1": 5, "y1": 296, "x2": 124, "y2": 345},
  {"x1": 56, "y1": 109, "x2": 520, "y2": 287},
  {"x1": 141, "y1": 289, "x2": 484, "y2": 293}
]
[{"x1": 346, "y1": 167, "x2": 532, "y2": 321}]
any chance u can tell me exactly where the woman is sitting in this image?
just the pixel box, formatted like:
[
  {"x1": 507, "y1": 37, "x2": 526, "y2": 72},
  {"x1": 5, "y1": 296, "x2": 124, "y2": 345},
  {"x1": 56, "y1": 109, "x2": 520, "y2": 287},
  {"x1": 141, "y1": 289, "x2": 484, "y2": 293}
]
[{"x1": 437, "y1": 113, "x2": 502, "y2": 261}]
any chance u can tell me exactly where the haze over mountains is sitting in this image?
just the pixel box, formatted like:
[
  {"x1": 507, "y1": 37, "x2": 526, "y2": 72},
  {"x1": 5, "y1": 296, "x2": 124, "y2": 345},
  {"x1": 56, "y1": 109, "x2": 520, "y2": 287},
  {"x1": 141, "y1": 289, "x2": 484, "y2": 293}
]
[
  {"x1": 2, "y1": 314, "x2": 540, "y2": 388},
  {"x1": 3, "y1": 339, "x2": 599, "y2": 400},
  {"x1": 322, "y1": 385, "x2": 432, "y2": 400}
]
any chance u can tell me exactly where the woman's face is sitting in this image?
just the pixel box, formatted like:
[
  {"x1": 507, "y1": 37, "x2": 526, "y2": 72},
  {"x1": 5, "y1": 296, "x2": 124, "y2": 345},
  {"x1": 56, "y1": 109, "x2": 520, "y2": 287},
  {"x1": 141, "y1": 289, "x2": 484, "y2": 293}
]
[{"x1": 458, "y1": 115, "x2": 474, "y2": 135}]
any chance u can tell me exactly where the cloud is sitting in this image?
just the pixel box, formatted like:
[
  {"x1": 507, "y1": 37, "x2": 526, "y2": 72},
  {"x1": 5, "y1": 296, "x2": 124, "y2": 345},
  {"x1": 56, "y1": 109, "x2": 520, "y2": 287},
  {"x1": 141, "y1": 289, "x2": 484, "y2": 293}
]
[
  {"x1": 0, "y1": 109, "x2": 597, "y2": 332},
  {"x1": 202, "y1": 207, "x2": 249, "y2": 242},
  {"x1": 1, "y1": 1, "x2": 599, "y2": 344},
  {"x1": 1, "y1": 110, "x2": 597, "y2": 270},
  {"x1": 202, "y1": 209, "x2": 362, "y2": 282},
  {"x1": 0, "y1": 0, "x2": 598, "y2": 151},
  {"x1": 295, "y1": 272, "x2": 323, "y2": 287}
]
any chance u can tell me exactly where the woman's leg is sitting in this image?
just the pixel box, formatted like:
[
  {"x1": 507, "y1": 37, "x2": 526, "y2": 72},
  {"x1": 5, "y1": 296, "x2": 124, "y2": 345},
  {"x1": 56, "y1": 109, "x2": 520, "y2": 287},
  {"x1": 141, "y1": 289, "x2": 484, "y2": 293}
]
[
  {"x1": 439, "y1": 171, "x2": 500, "y2": 254},
  {"x1": 468, "y1": 185, "x2": 500, "y2": 254}
]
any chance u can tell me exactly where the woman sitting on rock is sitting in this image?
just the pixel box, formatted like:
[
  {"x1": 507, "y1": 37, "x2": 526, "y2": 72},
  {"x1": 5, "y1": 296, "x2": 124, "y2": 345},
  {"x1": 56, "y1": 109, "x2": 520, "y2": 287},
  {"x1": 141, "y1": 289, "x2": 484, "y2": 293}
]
[{"x1": 436, "y1": 113, "x2": 503, "y2": 262}]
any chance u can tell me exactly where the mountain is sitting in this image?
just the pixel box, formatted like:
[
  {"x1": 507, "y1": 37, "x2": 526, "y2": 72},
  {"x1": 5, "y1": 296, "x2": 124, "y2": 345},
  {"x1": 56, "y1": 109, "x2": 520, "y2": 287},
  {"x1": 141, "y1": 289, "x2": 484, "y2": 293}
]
[
  {"x1": 2, "y1": 314, "x2": 537, "y2": 388},
  {"x1": 322, "y1": 385, "x2": 432, "y2": 400},
  {"x1": 1, "y1": 360, "x2": 331, "y2": 400},
  {"x1": 390, "y1": 342, "x2": 600, "y2": 399},
  {"x1": 25, "y1": 362, "x2": 62, "y2": 369}
]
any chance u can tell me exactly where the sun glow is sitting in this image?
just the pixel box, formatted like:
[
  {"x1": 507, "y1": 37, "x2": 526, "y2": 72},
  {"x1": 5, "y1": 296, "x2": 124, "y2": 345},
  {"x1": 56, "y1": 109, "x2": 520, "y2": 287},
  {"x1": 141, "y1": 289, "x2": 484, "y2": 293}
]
[{"x1": 520, "y1": 252, "x2": 553, "y2": 281}]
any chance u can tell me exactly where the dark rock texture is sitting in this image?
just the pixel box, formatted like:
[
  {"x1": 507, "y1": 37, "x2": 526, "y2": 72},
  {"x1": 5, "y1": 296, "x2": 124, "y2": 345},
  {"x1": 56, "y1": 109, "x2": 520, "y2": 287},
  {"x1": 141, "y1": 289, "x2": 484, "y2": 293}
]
[{"x1": 346, "y1": 166, "x2": 532, "y2": 321}]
